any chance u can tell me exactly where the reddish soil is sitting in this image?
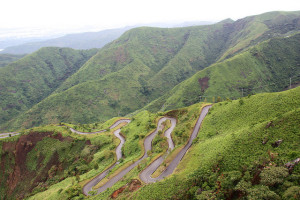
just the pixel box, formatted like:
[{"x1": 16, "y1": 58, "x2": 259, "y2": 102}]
[
  {"x1": 114, "y1": 46, "x2": 128, "y2": 64},
  {"x1": 166, "y1": 109, "x2": 188, "y2": 118},
  {"x1": 110, "y1": 179, "x2": 142, "y2": 199},
  {"x1": 111, "y1": 185, "x2": 127, "y2": 199},
  {"x1": 198, "y1": 77, "x2": 209, "y2": 92},
  {"x1": 0, "y1": 131, "x2": 73, "y2": 199},
  {"x1": 128, "y1": 179, "x2": 141, "y2": 191}
]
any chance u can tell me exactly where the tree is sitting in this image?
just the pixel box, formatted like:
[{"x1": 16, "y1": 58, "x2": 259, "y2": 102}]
[
  {"x1": 283, "y1": 186, "x2": 300, "y2": 200},
  {"x1": 93, "y1": 163, "x2": 99, "y2": 170},
  {"x1": 247, "y1": 185, "x2": 280, "y2": 200},
  {"x1": 260, "y1": 166, "x2": 289, "y2": 187}
]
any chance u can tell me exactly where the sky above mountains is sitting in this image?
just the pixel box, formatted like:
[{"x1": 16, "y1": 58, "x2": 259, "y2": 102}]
[{"x1": 1, "y1": 0, "x2": 299, "y2": 39}]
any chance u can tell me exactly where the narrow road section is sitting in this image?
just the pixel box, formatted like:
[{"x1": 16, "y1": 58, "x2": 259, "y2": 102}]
[
  {"x1": 69, "y1": 119, "x2": 130, "y2": 134},
  {"x1": 0, "y1": 132, "x2": 20, "y2": 139},
  {"x1": 80, "y1": 119, "x2": 131, "y2": 195},
  {"x1": 140, "y1": 105, "x2": 212, "y2": 183},
  {"x1": 92, "y1": 117, "x2": 177, "y2": 195}
]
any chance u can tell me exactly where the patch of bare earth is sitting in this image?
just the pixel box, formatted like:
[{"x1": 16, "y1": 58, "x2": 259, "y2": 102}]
[
  {"x1": 198, "y1": 77, "x2": 209, "y2": 92},
  {"x1": 110, "y1": 179, "x2": 142, "y2": 199}
]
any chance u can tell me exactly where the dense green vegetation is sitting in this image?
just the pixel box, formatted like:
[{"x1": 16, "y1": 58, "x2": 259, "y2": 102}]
[
  {"x1": 143, "y1": 32, "x2": 300, "y2": 112},
  {"x1": 3, "y1": 11, "x2": 300, "y2": 132},
  {"x1": 0, "y1": 118, "x2": 123, "y2": 200},
  {"x1": 1, "y1": 11, "x2": 300, "y2": 199},
  {"x1": 0, "y1": 47, "x2": 97, "y2": 131},
  {"x1": 21, "y1": 87, "x2": 300, "y2": 200},
  {"x1": 0, "y1": 54, "x2": 25, "y2": 67},
  {"x1": 130, "y1": 87, "x2": 300, "y2": 200}
]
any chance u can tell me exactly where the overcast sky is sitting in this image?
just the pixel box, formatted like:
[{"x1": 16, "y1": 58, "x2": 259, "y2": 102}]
[{"x1": 0, "y1": 0, "x2": 299, "y2": 38}]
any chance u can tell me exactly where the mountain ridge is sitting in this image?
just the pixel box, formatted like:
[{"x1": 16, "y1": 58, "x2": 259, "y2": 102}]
[{"x1": 1, "y1": 11, "x2": 300, "y2": 131}]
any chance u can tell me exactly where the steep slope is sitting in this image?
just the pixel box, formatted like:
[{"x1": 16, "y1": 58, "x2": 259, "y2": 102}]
[
  {"x1": 3, "y1": 11, "x2": 300, "y2": 131},
  {"x1": 0, "y1": 54, "x2": 25, "y2": 67},
  {"x1": 143, "y1": 32, "x2": 300, "y2": 112},
  {"x1": 130, "y1": 87, "x2": 300, "y2": 200},
  {"x1": 5, "y1": 21, "x2": 233, "y2": 130},
  {"x1": 1, "y1": 27, "x2": 131, "y2": 55},
  {"x1": 23, "y1": 87, "x2": 300, "y2": 200},
  {"x1": 0, "y1": 123, "x2": 118, "y2": 200},
  {"x1": 218, "y1": 10, "x2": 300, "y2": 61},
  {"x1": 0, "y1": 47, "x2": 97, "y2": 131}
]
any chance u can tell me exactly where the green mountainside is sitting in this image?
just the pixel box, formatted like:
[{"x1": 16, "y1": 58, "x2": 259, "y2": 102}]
[
  {"x1": 0, "y1": 27, "x2": 131, "y2": 55},
  {"x1": 143, "y1": 32, "x2": 300, "y2": 112},
  {"x1": 0, "y1": 47, "x2": 98, "y2": 131},
  {"x1": 130, "y1": 86, "x2": 300, "y2": 200},
  {"x1": 0, "y1": 54, "x2": 25, "y2": 67},
  {"x1": 1, "y1": 87, "x2": 299, "y2": 199},
  {"x1": 2, "y1": 11, "x2": 300, "y2": 131}
]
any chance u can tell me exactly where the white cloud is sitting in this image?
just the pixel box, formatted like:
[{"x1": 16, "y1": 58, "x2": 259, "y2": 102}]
[{"x1": 0, "y1": 0, "x2": 299, "y2": 37}]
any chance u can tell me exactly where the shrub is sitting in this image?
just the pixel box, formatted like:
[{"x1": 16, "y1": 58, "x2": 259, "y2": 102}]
[
  {"x1": 260, "y1": 166, "x2": 289, "y2": 186},
  {"x1": 247, "y1": 185, "x2": 280, "y2": 200},
  {"x1": 283, "y1": 186, "x2": 300, "y2": 200},
  {"x1": 93, "y1": 163, "x2": 99, "y2": 170},
  {"x1": 239, "y1": 99, "x2": 244, "y2": 105}
]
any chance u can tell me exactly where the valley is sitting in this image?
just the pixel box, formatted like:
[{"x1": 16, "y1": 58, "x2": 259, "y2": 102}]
[{"x1": 0, "y1": 10, "x2": 299, "y2": 200}]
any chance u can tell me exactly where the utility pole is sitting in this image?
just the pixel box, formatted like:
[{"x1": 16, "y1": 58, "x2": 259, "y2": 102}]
[
  {"x1": 241, "y1": 88, "x2": 244, "y2": 97},
  {"x1": 290, "y1": 77, "x2": 292, "y2": 89}
]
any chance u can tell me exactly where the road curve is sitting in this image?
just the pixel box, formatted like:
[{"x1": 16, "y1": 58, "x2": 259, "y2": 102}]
[
  {"x1": 81, "y1": 119, "x2": 130, "y2": 195},
  {"x1": 0, "y1": 132, "x2": 20, "y2": 139},
  {"x1": 91, "y1": 117, "x2": 177, "y2": 195},
  {"x1": 69, "y1": 119, "x2": 130, "y2": 135},
  {"x1": 140, "y1": 105, "x2": 212, "y2": 183}
]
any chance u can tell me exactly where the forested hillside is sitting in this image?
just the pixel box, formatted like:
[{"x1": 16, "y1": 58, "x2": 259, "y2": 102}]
[
  {"x1": 0, "y1": 54, "x2": 25, "y2": 67},
  {"x1": 1, "y1": 87, "x2": 297, "y2": 200},
  {"x1": 1, "y1": 11, "x2": 299, "y2": 131},
  {"x1": 130, "y1": 86, "x2": 300, "y2": 200},
  {"x1": 0, "y1": 47, "x2": 98, "y2": 131},
  {"x1": 143, "y1": 32, "x2": 300, "y2": 112}
]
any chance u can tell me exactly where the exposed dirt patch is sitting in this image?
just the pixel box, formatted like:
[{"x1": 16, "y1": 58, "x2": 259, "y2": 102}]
[
  {"x1": 85, "y1": 140, "x2": 92, "y2": 145},
  {"x1": 198, "y1": 77, "x2": 210, "y2": 92},
  {"x1": 111, "y1": 185, "x2": 127, "y2": 199},
  {"x1": 1, "y1": 131, "x2": 73, "y2": 199},
  {"x1": 7, "y1": 132, "x2": 54, "y2": 195},
  {"x1": 128, "y1": 179, "x2": 141, "y2": 191},
  {"x1": 110, "y1": 179, "x2": 142, "y2": 199},
  {"x1": 114, "y1": 46, "x2": 128, "y2": 64},
  {"x1": 166, "y1": 108, "x2": 188, "y2": 118},
  {"x1": 51, "y1": 132, "x2": 73, "y2": 142}
]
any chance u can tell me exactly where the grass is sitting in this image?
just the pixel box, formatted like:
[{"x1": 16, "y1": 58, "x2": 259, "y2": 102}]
[
  {"x1": 0, "y1": 54, "x2": 25, "y2": 67},
  {"x1": 143, "y1": 32, "x2": 300, "y2": 113},
  {"x1": 0, "y1": 47, "x2": 97, "y2": 131},
  {"x1": 131, "y1": 87, "x2": 300, "y2": 200},
  {"x1": 0, "y1": 118, "x2": 125, "y2": 200},
  {"x1": 7, "y1": 87, "x2": 299, "y2": 200},
  {"x1": 5, "y1": 11, "x2": 300, "y2": 132}
]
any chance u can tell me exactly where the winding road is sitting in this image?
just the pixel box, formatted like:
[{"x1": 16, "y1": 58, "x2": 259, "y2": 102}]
[
  {"x1": 140, "y1": 105, "x2": 211, "y2": 183},
  {"x1": 34, "y1": 105, "x2": 210, "y2": 196},
  {"x1": 82, "y1": 117, "x2": 177, "y2": 195},
  {"x1": 69, "y1": 119, "x2": 131, "y2": 135},
  {"x1": 81, "y1": 105, "x2": 211, "y2": 195},
  {"x1": 0, "y1": 105, "x2": 211, "y2": 197},
  {"x1": 76, "y1": 119, "x2": 131, "y2": 195}
]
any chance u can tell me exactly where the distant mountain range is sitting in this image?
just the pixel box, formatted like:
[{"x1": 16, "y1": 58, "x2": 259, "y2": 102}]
[
  {"x1": 0, "y1": 21, "x2": 213, "y2": 55},
  {"x1": 0, "y1": 11, "x2": 300, "y2": 131},
  {"x1": 0, "y1": 27, "x2": 132, "y2": 54}
]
